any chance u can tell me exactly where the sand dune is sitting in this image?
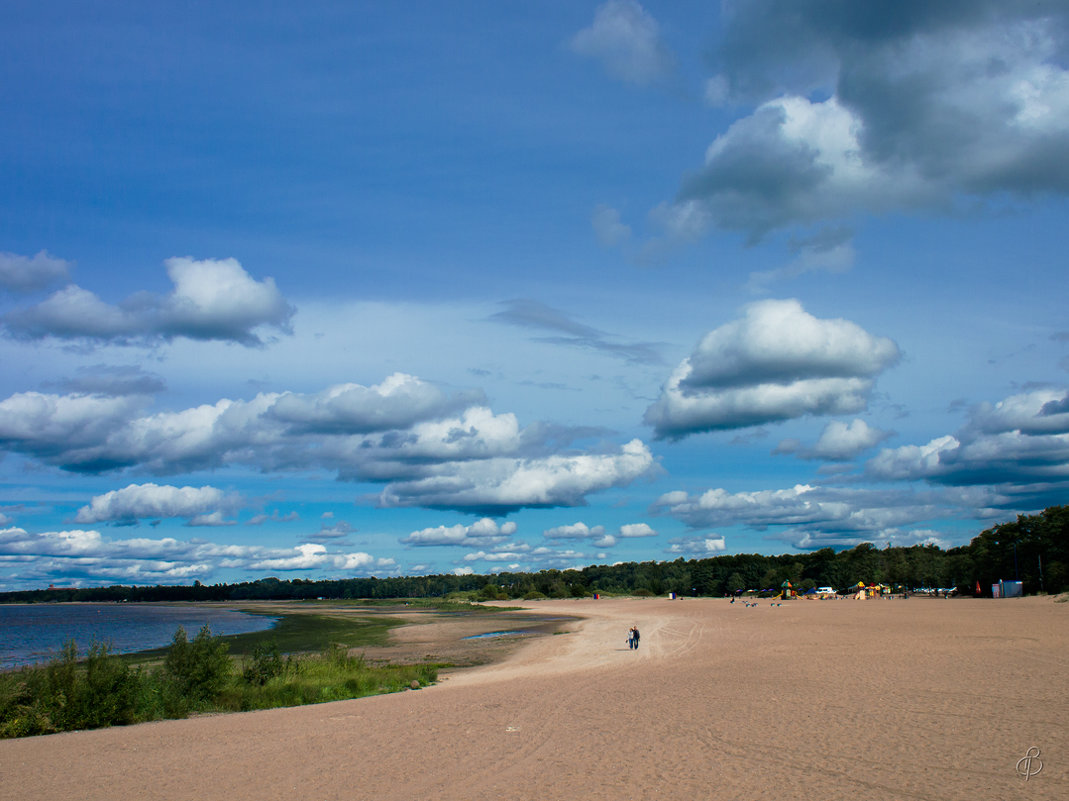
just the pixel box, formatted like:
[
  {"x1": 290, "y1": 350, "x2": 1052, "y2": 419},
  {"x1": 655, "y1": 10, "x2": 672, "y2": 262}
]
[{"x1": 2, "y1": 596, "x2": 1066, "y2": 801}]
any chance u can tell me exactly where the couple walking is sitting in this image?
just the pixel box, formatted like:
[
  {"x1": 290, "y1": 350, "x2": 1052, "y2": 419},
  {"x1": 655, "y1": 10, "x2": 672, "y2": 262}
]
[{"x1": 627, "y1": 625, "x2": 641, "y2": 650}]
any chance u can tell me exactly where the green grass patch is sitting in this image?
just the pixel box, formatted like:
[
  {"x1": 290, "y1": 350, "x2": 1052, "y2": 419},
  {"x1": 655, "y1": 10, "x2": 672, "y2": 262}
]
[
  {"x1": 222, "y1": 613, "x2": 402, "y2": 656},
  {"x1": 128, "y1": 612, "x2": 403, "y2": 663},
  {"x1": 217, "y1": 646, "x2": 439, "y2": 712}
]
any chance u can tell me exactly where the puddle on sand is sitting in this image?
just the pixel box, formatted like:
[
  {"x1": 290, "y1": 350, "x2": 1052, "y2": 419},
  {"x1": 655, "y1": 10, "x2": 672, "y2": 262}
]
[{"x1": 461, "y1": 629, "x2": 531, "y2": 640}]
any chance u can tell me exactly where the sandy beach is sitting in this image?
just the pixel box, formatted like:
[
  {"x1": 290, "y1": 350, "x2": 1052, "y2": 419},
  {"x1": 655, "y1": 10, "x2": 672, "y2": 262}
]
[{"x1": 1, "y1": 595, "x2": 1066, "y2": 801}]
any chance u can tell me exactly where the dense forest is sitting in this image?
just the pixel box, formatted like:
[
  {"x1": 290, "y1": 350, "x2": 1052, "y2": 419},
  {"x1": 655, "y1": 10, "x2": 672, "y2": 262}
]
[{"x1": 2, "y1": 506, "x2": 1066, "y2": 604}]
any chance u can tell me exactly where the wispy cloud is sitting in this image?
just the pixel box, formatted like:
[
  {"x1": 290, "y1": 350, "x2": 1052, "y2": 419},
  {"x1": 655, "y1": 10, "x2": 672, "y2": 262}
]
[
  {"x1": 490, "y1": 299, "x2": 664, "y2": 365},
  {"x1": 46, "y1": 365, "x2": 167, "y2": 397},
  {"x1": 569, "y1": 0, "x2": 675, "y2": 87}
]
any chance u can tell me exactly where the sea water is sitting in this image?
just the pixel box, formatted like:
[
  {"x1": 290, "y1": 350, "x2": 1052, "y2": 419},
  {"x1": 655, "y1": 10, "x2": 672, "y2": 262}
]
[{"x1": 0, "y1": 604, "x2": 278, "y2": 669}]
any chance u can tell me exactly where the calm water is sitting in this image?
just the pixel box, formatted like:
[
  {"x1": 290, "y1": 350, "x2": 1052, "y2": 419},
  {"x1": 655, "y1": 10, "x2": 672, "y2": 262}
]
[{"x1": 0, "y1": 604, "x2": 278, "y2": 669}]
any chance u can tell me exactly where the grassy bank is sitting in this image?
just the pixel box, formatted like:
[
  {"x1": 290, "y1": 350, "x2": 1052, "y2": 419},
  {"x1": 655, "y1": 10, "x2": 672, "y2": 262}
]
[
  {"x1": 0, "y1": 614, "x2": 440, "y2": 739},
  {"x1": 131, "y1": 610, "x2": 405, "y2": 661}
]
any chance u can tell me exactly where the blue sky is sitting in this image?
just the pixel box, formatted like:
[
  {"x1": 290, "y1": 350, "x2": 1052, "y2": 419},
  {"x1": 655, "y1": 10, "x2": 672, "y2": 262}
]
[{"x1": 1, "y1": 0, "x2": 1067, "y2": 589}]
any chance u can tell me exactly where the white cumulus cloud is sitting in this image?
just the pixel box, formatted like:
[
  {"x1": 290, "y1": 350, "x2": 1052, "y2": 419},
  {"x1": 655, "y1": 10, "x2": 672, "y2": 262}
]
[
  {"x1": 0, "y1": 374, "x2": 655, "y2": 514},
  {"x1": 75, "y1": 483, "x2": 234, "y2": 524},
  {"x1": 3, "y1": 257, "x2": 294, "y2": 347},
  {"x1": 401, "y1": 517, "x2": 518, "y2": 547},
  {"x1": 619, "y1": 522, "x2": 657, "y2": 538},
  {"x1": 378, "y1": 439, "x2": 655, "y2": 513},
  {"x1": 543, "y1": 521, "x2": 606, "y2": 540},
  {"x1": 776, "y1": 418, "x2": 892, "y2": 461},
  {"x1": 665, "y1": 535, "x2": 726, "y2": 556},
  {"x1": 867, "y1": 388, "x2": 1069, "y2": 506},
  {"x1": 645, "y1": 300, "x2": 899, "y2": 438}
]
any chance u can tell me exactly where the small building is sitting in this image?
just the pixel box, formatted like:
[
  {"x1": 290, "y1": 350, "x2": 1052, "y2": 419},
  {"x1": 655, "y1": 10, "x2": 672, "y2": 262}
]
[{"x1": 992, "y1": 580, "x2": 1023, "y2": 598}]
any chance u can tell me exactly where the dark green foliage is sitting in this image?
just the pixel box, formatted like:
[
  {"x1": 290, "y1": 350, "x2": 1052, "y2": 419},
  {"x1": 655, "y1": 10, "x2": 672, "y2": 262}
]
[
  {"x1": 476, "y1": 581, "x2": 509, "y2": 601},
  {"x1": 547, "y1": 579, "x2": 570, "y2": 599},
  {"x1": 725, "y1": 572, "x2": 746, "y2": 594},
  {"x1": 0, "y1": 640, "x2": 143, "y2": 737},
  {"x1": 966, "y1": 506, "x2": 1069, "y2": 595},
  {"x1": 162, "y1": 625, "x2": 232, "y2": 706},
  {"x1": 77, "y1": 641, "x2": 142, "y2": 728},
  {"x1": 242, "y1": 640, "x2": 285, "y2": 686},
  {"x1": 45, "y1": 640, "x2": 143, "y2": 730}
]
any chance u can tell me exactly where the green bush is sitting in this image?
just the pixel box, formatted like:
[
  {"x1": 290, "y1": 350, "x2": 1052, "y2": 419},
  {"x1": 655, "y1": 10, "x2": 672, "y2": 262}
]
[
  {"x1": 0, "y1": 640, "x2": 143, "y2": 736},
  {"x1": 77, "y1": 641, "x2": 142, "y2": 728},
  {"x1": 0, "y1": 668, "x2": 50, "y2": 738},
  {"x1": 444, "y1": 590, "x2": 479, "y2": 602},
  {"x1": 242, "y1": 640, "x2": 286, "y2": 686},
  {"x1": 163, "y1": 625, "x2": 232, "y2": 706},
  {"x1": 476, "y1": 583, "x2": 508, "y2": 601}
]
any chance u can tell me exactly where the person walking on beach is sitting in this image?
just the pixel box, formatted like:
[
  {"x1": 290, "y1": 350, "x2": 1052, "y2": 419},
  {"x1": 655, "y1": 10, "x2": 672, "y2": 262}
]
[{"x1": 628, "y1": 625, "x2": 640, "y2": 650}]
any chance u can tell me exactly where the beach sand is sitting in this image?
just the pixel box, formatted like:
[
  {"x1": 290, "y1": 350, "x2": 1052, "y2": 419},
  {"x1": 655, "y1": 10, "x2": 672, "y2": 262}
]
[{"x1": 1, "y1": 595, "x2": 1066, "y2": 800}]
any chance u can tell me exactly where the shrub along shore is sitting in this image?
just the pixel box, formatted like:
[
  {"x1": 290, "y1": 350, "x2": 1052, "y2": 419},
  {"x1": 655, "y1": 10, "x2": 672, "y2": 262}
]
[{"x1": 0, "y1": 610, "x2": 441, "y2": 739}]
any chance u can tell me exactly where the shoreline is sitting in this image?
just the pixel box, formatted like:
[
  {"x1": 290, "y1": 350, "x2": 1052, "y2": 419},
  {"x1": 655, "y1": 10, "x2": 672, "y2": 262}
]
[
  {"x1": 0, "y1": 602, "x2": 280, "y2": 671},
  {"x1": 1, "y1": 599, "x2": 577, "y2": 673},
  {"x1": 2, "y1": 595, "x2": 1065, "y2": 800}
]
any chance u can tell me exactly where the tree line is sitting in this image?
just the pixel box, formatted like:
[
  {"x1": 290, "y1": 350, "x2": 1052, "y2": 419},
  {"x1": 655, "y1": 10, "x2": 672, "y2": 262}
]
[{"x1": 2, "y1": 505, "x2": 1066, "y2": 604}]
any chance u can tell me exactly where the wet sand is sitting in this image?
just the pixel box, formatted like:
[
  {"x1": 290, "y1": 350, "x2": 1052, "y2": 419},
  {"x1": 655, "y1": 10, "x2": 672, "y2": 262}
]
[{"x1": 1, "y1": 595, "x2": 1066, "y2": 800}]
